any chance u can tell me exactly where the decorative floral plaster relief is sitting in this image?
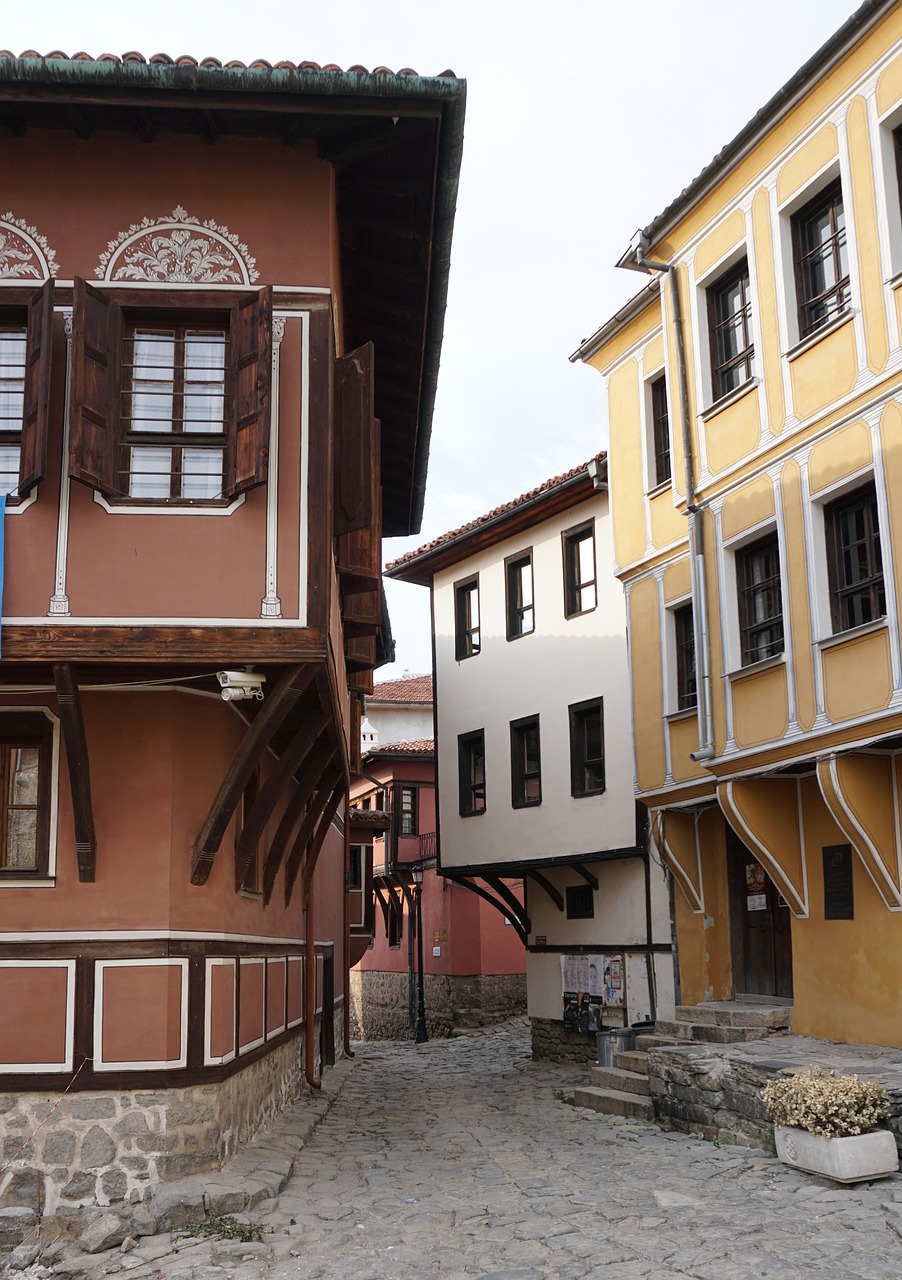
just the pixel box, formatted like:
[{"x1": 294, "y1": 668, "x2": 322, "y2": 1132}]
[
  {"x1": 0, "y1": 213, "x2": 59, "y2": 281},
  {"x1": 95, "y1": 206, "x2": 259, "y2": 284}
]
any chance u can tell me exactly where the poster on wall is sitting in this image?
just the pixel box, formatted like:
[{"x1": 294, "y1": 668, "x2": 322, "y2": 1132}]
[{"x1": 561, "y1": 953, "x2": 624, "y2": 1033}]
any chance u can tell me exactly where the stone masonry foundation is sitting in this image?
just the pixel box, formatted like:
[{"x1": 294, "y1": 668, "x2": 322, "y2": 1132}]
[
  {"x1": 350, "y1": 970, "x2": 526, "y2": 1040},
  {"x1": 0, "y1": 1017, "x2": 331, "y2": 1220},
  {"x1": 530, "y1": 1017, "x2": 599, "y2": 1065}
]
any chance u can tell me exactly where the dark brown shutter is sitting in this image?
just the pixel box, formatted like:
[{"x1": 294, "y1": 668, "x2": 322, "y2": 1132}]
[
  {"x1": 69, "y1": 278, "x2": 121, "y2": 495},
  {"x1": 19, "y1": 278, "x2": 54, "y2": 494},
  {"x1": 225, "y1": 285, "x2": 272, "y2": 497},
  {"x1": 333, "y1": 342, "x2": 376, "y2": 536}
]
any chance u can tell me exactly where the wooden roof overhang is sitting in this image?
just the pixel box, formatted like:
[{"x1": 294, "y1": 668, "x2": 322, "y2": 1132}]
[{"x1": 0, "y1": 56, "x2": 466, "y2": 537}]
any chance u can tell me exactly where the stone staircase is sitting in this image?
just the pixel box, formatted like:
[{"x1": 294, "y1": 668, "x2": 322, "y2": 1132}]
[{"x1": 571, "y1": 1001, "x2": 791, "y2": 1121}]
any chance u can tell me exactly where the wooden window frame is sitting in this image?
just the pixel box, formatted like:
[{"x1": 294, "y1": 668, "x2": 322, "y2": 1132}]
[
  {"x1": 454, "y1": 575, "x2": 481, "y2": 660},
  {"x1": 562, "y1": 521, "x2": 597, "y2": 618},
  {"x1": 825, "y1": 481, "x2": 886, "y2": 633},
  {"x1": 458, "y1": 729, "x2": 487, "y2": 817},
  {"x1": 674, "y1": 604, "x2": 697, "y2": 711},
  {"x1": 505, "y1": 550, "x2": 535, "y2": 640},
  {"x1": 650, "y1": 374, "x2": 671, "y2": 487},
  {"x1": 510, "y1": 714, "x2": 542, "y2": 809},
  {"x1": 0, "y1": 281, "x2": 54, "y2": 500},
  {"x1": 69, "y1": 279, "x2": 272, "y2": 504},
  {"x1": 565, "y1": 884, "x2": 594, "y2": 920},
  {"x1": 0, "y1": 712, "x2": 53, "y2": 879},
  {"x1": 707, "y1": 258, "x2": 754, "y2": 400},
  {"x1": 397, "y1": 785, "x2": 418, "y2": 836},
  {"x1": 568, "y1": 698, "x2": 605, "y2": 798},
  {"x1": 737, "y1": 532, "x2": 784, "y2": 665},
  {"x1": 792, "y1": 180, "x2": 850, "y2": 340}
]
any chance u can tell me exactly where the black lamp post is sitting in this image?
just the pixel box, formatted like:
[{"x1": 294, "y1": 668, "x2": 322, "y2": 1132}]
[{"x1": 411, "y1": 863, "x2": 428, "y2": 1043}]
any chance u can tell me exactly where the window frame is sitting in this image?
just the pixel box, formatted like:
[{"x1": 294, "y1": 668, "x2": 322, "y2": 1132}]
[
  {"x1": 565, "y1": 884, "x2": 595, "y2": 920},
  {"x1": 562, "y1": 520, "x2": 597, "y2": 618},
  {"x1": 673, "y1": 603, "x2": 698, "y2": 712},
  {"x1": 458, "y1": 729, "x2": 487, "y2": 817},
  {"x1": 707, "y1": 257, "x2": 755, "y2": 402},
  {"x1": 453, "y1": 574, "x2": 481, "y2": 661},
  {"x1": 568, "y1": 698, "x2": 605, "y2": 798},
  {"x1": 824, "y1": 481, "x2": 886, "y2": 634},
  {"x1": 647, "y1": 373, "x2": 671, "y2": 489},
  {"x1": 736, "y1": 531, "x2": 784, "y2": 666},
  {"x1": 0, "y1": 711, "x2": 54, "y2": 880},
  {"x1": 791, "y1": 179, "x2": 850, "y2": 341},
  {"x1": 510, "y1": 714, "x2": 542, "y2": 809},
  {"x1": 505, "y1": 549, "x2": 535, "y2": 640},
  {"x1": 69, "y1": 278, "x2": 272, "y2": 506},
  {"x1": 397, "y1": 785, "x2": 418, "y2": 836},
  {"x1": 0, "y1": 280, "x2": 54, "y2": 500}
]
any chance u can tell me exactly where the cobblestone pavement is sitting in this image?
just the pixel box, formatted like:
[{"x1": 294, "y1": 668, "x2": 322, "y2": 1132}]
[{"x1": 20, "y1": 1019, "x2": 902, "y2": 1280}]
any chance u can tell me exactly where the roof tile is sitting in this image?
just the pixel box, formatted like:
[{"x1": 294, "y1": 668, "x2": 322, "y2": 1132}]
[{"x1": 0, "y1": 50, "x2": 459, "y2": 79}]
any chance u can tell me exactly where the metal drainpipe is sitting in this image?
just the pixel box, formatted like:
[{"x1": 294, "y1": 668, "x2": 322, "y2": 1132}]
[
  {"x1": 636, "y1": 240, "x2": 715, "y2": 763},
  {"x1": 304, "y1": 877, "x2": 320, "y2": 1089}
]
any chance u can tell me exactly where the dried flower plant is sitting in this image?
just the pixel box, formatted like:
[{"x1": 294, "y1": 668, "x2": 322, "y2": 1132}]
[{"x1": 762, "y1": 1066, "x2": 891, "y2": 1138}]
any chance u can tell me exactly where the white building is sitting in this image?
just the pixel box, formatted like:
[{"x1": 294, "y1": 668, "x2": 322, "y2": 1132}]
[{"x1": 388, "y1": 455, "x2": 676, "y2": 1060}]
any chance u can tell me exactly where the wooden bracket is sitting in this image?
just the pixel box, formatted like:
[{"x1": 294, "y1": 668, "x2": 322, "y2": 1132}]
[{"x1": 53, "y1": 663, "x2": 96, "y2": 882}]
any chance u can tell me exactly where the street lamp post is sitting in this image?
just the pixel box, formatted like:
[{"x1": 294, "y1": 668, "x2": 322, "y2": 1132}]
[{"x1": 411, "y1": 863, "x2": 428, "y2": 1043}]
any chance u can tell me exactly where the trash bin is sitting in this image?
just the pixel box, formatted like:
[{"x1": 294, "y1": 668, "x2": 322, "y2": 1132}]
[
  {"x1": 596, "y1": 1028, "x2": 614, "y2": 1066},
  {"x1": 612, "y1": 1026, "x2": 636, "y2": 1053},
  {"x1": 631, "y1": 1019, "x2": 656, "y2": 1039}
]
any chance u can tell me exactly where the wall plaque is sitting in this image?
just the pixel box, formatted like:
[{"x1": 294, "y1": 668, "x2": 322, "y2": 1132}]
[{"x1": 823, "y1": 844, "x2": 854, "y2": 920}]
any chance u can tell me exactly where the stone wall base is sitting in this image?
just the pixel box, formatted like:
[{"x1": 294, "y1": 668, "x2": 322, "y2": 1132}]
[
  {"x1": 530, "y1": 1017, "x2": 599, "y2": 1065},
  {"x1": 0, "y1": 1018, "x2": 330, "y2": 1219},
  {"x1": 350, "y1": 970, "x2": 526, "y2": 1040}
]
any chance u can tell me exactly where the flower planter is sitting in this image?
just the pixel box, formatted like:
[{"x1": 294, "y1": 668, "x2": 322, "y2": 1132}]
[{"x1": 774, "y1": 1125, "x2": 899, "y2": 1184}]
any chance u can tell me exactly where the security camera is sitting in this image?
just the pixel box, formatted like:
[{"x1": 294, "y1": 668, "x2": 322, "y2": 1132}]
[{"x1": 216, "y1": 670, "x2": 266, "y2": 702}]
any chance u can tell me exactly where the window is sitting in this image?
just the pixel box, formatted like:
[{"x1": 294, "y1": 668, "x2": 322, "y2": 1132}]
[
  {"x1": 708, "y1": 259, "x2": 754, "y2": 400},
  {"x1": 454, "y1": 575, "x2": 480, "y2": 660},
  {"x1": 650, "y1": 375, "x2": 671, "y2": 487},
  {"x1": 562, "y1": 522, "x2": 597, "y2": 617},
  {"x1": 737, "y1": 533, "x2": 784, "y2": 665},
  {"x1": 69, "y1": 279, "x2": 272, "y2": 503},
  {"x1": 458, "y1": 730, "x2": 486, "y2": 816},
  {"x1": 348, "y1": 844, "x2": 363, "y2": 891},
  {"x1": 398, "y1": 786, "x2": 418, "y2": 836},
  {"x1": 825, "y1": 482, "x2": 885, "y2": 633},
  {"x1": 674, "y1": 604, "x2": 697, "y2": 711},
  {"x1": 0, "y1": 713, "x2": 52, "y2": 877},
  {"x1": 792, "y1": 181, "x2": 850, "y2": 339},
  {"x1": 568, "y1": 699, "x2": 605, "y2": 797},
  {"x1": 387, "y1": 898, "x2": 402, "y2": 948},
  {"x1": 122, "y1": 322, "x2": 228, "y2": 499},
  {"x1": 565, "y1": 885, "x2": 594, "y2": 920},
  {"x1": 505, "y1": 551, "x2": 534, "y2": 639},
  {"x1": 0, "y1": 281, "x2": 54, "y2": 499},
  {"x1": 510, "y1": 715, "x2": 541, "y2": 808}
]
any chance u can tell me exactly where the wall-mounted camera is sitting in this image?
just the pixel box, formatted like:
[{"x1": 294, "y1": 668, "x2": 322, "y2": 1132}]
[{"x1": 216, "y1": 670, "x2": 266, "y2": 702}]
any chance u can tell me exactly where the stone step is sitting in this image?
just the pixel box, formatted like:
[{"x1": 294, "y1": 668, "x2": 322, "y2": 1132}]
[
  {"x1": 674, "y1": 1002, "x2": 791, "y2": 1030},
  {"x1": 636, "y1": 1034, "x2": 681, "y2": 1052},
  {"x1": 589, "y1": 1065, "x2": 651, "y2": 1096},
  {"x1": 653, "y1": 1019, "x2": 693, "y2": 1040},
  {"x1": 613, "y1": 1049, "x2": 649, "y2": 1073},
  {"x1": 572, "y1": 1086, "x2": 655, "y2": 1121},
  {"x1": 689, "y1": 1023, "x2": 780, "y2": 1044}
]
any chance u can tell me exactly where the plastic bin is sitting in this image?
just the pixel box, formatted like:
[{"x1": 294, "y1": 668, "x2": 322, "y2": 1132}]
[{"x1": 596, "y1": 1029, "x2": 614, "y2": 1066}]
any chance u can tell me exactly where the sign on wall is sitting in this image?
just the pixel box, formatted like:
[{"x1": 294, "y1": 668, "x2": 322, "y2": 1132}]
[{"x1": 561, "y1": 953, "x2": 624, "y2": 1033}]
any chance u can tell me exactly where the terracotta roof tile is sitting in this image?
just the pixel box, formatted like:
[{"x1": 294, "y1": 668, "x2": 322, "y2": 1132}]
[
  {"x1": 366, "y1": 738, "x2": 434, "y2": 756},
  {"x1": 387, "y1": 452, "x2": 605, "y2": 573},
  {"x1": 370, "y1": 674, "x2": 433, "y2": 703},
  {"x1": 0, "y1": 50, "x2": 459, "y2": 78}
]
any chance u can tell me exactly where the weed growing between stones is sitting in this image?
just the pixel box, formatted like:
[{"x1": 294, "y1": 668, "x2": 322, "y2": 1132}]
[{"x1": 180, "y1": 1213, "x2": 266, "y2": 1243}]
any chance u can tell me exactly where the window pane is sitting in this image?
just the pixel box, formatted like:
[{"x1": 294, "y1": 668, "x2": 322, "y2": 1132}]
[
  {"x1": 0, "y1": 329, "x2": 26, "y2": 431},
  {"x1": 184, "y1": 331, "x2": 227, "y2": 431},
  {"x1": 0, "y1": 445, "x2": 20, "y2": 495},
  {"x1": 182, "y1": 447, "x2": 224, "y2": 500},
  {"x1": 129, "y1": 446, "x2": 173, "y2": 498},
  {"x1": 6, "y1": 807, "x2": 37, "y2": 869},
  {"x1": 8, "y1": 747, "x2": 39, "y2": 806},
  {"x1": 131, "y1": 331, "x2": 175, "y2": 431}
]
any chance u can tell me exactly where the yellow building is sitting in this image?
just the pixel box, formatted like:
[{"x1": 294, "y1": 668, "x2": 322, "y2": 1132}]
[{"x1": 573, "y1": 0, "x2": 902, "y2": 1048}]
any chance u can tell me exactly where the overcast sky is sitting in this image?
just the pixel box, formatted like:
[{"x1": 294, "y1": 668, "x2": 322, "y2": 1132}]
[{"x1": 4, "y1": 0, "x2": 859, "y2": 676}]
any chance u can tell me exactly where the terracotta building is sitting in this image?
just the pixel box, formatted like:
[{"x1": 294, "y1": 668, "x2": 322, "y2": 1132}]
[{"x1": 0, "y1": 49, "x2": 464, "y2": 1214}]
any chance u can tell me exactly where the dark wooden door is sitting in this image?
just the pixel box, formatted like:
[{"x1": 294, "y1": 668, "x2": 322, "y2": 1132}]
[
  {"x1": 727, "y1": 830, "x2": 793, "y2": 998},
  {"x1": 320, "y1": 947, "x2": 335, "y2": 1068}
]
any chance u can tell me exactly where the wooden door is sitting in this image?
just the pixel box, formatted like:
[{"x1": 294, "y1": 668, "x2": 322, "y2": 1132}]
[{"x1": 727, "y1": 829, "x2": 793, "y2": 998}]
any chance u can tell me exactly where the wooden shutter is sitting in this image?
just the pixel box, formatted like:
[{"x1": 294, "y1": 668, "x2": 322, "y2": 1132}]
[
  {"x1": 333, "y1": 342, "x2": 377, "y2": 536},
  {"x1": 19, "y1": 279, "x2": 54, "y2": 494},
  {"x1": 225, "y1": 285, "x2": 272, "y2": 497},
  {"x1": 69, "y1": 279, "x2": 121, "y2": 495}
]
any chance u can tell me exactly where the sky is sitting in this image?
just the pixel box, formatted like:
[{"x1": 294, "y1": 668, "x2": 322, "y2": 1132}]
[{"x1": 4, "y1": 0, "x2": 860, "y2": 677}]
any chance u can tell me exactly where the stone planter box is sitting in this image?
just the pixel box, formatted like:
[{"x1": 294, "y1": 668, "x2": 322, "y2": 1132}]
[{"x1": 774, "y1": 1125, "x2": 899, "y2": 1184}]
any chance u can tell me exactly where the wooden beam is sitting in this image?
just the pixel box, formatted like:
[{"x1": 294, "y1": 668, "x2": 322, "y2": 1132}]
[
  {"x1": 234, "y1": 708, "x2": 329, "y2": 890},
  {"x1": 573, "y1": 863, "x2": 600, "y2": 891},
  {"x1": 447, "y1": 875, "x2": 529, "y2": 944},
  {"x1": 526, "y1": 870, "x2": 564, "y2": 912},
  {"x1": 296, "y1": 776, "x2": 346, "y2": 904},
  {"x1": 283, "y1": 759, "x2": 342, "y2": 905},
  {"x1": 52, "y1": 664, "x2": 96, "y2": 883},
  {"x1": 1, "y1": 625, "x2": 329, "y2": 664},
  {"x1": 483, "y1": 874, "x2": 529, "y2": 923},
  {"x1": 190, "y1": 664, "x2": 314, "y2": 885},
  {"x1": 261, "y1": 736, "x2": 335, "y2": 902}
]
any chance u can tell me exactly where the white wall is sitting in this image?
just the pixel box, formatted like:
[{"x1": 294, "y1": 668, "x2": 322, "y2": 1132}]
[{"x1": 364, "y1": 702, "x2": 433, "y2": 748}]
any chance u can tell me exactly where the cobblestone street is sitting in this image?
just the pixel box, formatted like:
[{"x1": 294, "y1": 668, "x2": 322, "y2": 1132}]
[{"x1": 16, "y1": 1020, "x2": 902, "y2": 1280}]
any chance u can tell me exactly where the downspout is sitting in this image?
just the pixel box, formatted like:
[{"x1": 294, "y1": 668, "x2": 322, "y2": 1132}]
[
  {"x1": 304, "y1": 877, "x2": 320, "y2": 1089},
  {"x1": 635, "y1": 238, "x2": 714, "y2": 763},
  {"x1": 343, "y1": 808, "x2": 353, "y2": 1058}
]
